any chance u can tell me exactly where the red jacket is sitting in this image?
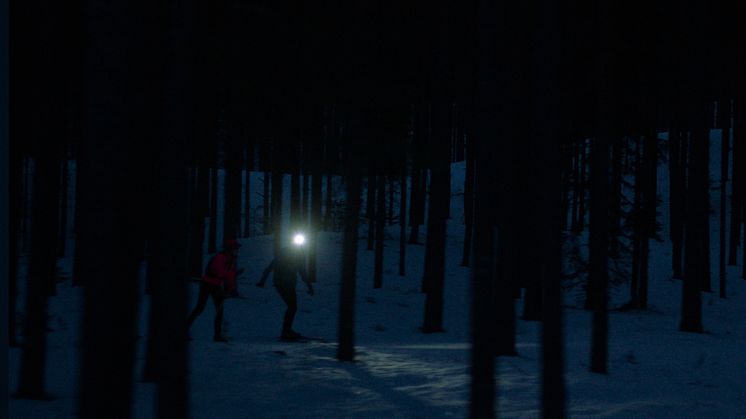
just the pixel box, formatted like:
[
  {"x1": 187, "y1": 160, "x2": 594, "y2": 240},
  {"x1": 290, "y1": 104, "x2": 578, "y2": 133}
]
[{"x1": 203, "y1": 252, "x2": 237, "y2": 292}]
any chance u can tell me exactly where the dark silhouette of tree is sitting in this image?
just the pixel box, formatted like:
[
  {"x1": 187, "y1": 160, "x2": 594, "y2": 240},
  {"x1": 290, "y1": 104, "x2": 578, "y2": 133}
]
[
  {"x1": 57, "y1": 149, "x2": 70, "y2": 258},
  {"x1": 208, "y1": 157, "x2": 219, "y2": 254},
  {"x1": 421, "y1": 108, "x2": 450, "y2": 332},
  {"x1": 78, "y1": 2, "x2": 155, "y2": 415},
  {"x1": 461, "y1": 135, "x2": 475, "y2": 267},
  {"x1": 719, "y1": 99, "x2": 730, "y2": 297},
  {"x1": 535, "y1": 0, "x2": 565, "y2": 414},
  {"x1": 223, "y1": 126, "x2": 244, "y2": 243},
  {"x1": 399, "y1": 158, "x2": 408, "y2": 276},
  {"x1": 728, "y1": 104, "x2": 741, "y2": 266},
  {"x1": 263, "y1": 169, "x2": 272, "y2": 234},
  {"x1": 13, "y1": 0, "x2": 64, "y2": 398},
  {"x1": 8, "y1": 97, "x2": 22, "y2": 348},
  {"x1": 681, "y1": 111, "x2": 707, "y2": 333},
  {"x1": 337, "y1": 135, "x2": 361, "y2": 361},
  {"x1": 373, "y1": 172, "x2": 386, "y2": 288},
  {"x1": 243, "y1": 137, "x2": 254, "y2": 238},
  {"x1": 17, "y1": 130, "x2": 61, "y2": 400},
  {"x1": 470, "y1": 0, "x2": 500, "y2": 414},
  {"x1": 308, "y1": 113, "x2": 324, "y2": 283},
  {"x1": 669, "y1": 128, "x2": 686, "y2": 279},
  {"x1": 366, "y1": 170, "x2": 377, "y2": 251},
  {"x1": 589, "y1": 135, "x2": 610, "y2": 376}
]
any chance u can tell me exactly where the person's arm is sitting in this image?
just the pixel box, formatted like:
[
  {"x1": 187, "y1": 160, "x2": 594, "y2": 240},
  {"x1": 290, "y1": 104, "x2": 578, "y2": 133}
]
[{"x1": 257, "y1": 258, "x2": 276, "y2": 287}]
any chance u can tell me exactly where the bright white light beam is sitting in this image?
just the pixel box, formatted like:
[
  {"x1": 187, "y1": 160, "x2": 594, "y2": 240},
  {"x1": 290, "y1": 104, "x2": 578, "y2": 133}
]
[{"x1": 293, "y1": 233, "x2": 306, "y2": 246}]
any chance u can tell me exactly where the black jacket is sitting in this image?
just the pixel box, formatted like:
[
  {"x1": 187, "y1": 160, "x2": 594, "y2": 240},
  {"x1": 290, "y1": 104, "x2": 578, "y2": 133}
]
[{"x1": 259, "y1": 251, "x2": 309, "y2": 289}]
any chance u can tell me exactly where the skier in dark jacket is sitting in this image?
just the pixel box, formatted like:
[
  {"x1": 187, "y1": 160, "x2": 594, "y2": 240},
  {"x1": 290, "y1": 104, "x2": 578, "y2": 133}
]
[
  {"x1": 257, "y1": 236, "x2": 314, "y2": 340},
  {"x1": 187, "y1": 239, "x2": 244, "y2": 342}
]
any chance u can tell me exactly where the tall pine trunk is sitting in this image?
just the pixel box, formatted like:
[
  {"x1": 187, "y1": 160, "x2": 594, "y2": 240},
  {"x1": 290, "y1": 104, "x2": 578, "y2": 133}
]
[
  {"x1": 609, "y1": 139, "x2": 623, "y2": 256},
  {"x1": 639, "y1": 129, "x2": 658, "y2": 309},
  {"x1": 223, "y1": 136, "x2": 243, "y2": 242},
  {"x1": 272, "y1": 167, "x2": 284, "y2": 256},
  {"x1": 373, "y1": 173, "x2": 386, "y2": 288},
  {"x1": 208, "y1": 164, "x2": 219, "y2": 253},
  {"x1": 399, "y1": 163, "x2": 408, "y2": 276},
  {"x1": 79, "y1": 3, "x2": 153, "y2": 414},
  {"x1": 337, "y1": 115, "x2": 362, "y2": 362},
  {"x1": 243, "y1": 146, "x2": 253, "y2": 238},
  {"x1": 589, "y1": 134, "x2": 610, "y2": 374},
  {"x1": 461, "y1": 135, "x2": 475, "y2": 266},
  {"x1": 188, "y1": 164, "x2": 209, "y2": 278},
  {"x1": 325, "y1": 174, "x2": 334, "y2": 229},
  {"x1": 670, "y1": 128, "x2": 686, "y2": 278},
  {"x1": 366, "y1": 170, "x2": 376, "y2": 250},
  {"x1": 719, "y1": 99, "x2": 730, "y2": 297},
  {"x1": 422, "y1": 102, "x2": 450, "y2": 333},
  {"x1": 57, "y1": 153, "x2": 69, "y2": 258},
  {"x1": 309, "y1": 171, "x2": 322, "y2": 283},
  {"x1": 728, "y1": 103, "x2": 741, "y2": 265},
  {"x1": 263, "y1": 170, "x2": 271, "y2": 234},
  {"x1": 290, "y1": 144, "x2": 301, "y2": 230},
  {"x1": 17, "y1": 150, "x2": 60, "y2": 399}
]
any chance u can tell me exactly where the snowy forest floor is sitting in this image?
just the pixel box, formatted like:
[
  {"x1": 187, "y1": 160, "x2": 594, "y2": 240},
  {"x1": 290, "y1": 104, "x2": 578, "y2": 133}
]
[{"x1": 9, "y1": 150, "x2": 746, "y2": 418}]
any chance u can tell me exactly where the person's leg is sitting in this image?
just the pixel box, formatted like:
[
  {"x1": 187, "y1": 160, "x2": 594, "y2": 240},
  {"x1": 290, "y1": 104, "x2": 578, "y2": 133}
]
[
  {"x1": 276, "y1": 285, "x2": 298, "y2": 337},
  {"x1": 210, "y1": 284, "x2": 225, "y2": 339},
  {"x1": 186, "y1": 282, "x2": 210, "y2": 330}
]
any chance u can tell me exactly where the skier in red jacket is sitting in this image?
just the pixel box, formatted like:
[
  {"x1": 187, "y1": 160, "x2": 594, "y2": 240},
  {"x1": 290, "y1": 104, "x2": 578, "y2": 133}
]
[{"x1": 187, "y1": 239, "x2": 244, "y2": 342}]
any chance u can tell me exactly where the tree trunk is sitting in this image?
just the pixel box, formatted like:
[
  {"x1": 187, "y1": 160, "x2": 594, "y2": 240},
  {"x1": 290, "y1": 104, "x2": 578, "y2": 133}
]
[
  {"x1": 290, "y1": 147, "x2": 301, "y2": 229},
  {"x1": 337, "y1": 127, "x2": 361, "y2": 362},
  {"x1": 208, "y1": 165, "x2": 219, "y2": 253},
  {"x1": 9, "y1": 136, "x2": 21, "y2": 347},
  {"x1": 272, "y1": 168, "x2": 284, "y2": 256},
  {"x1": 366, "y1": 170, "x2": 376, "y2": 251},
  {"x1": 589, "y1": 134, "x2": 610, "y2": 374},
  {"x1": 670, "y1": 128, "x2": 686, "y2": 278},
  {"x1": 223, "y1": 136, "x2": 243, "y2": 242},
  {"x1": 263, "y1": 170, "x2": 271, "y2": 234},
  {"x1": 309, "y1": 171, "x2": 322, "y2": 283},
  {"x1": 560, "y1": 143, "x2": 572, "y2": 232},
  {"x1": 409, "y1": 168, "x2": 422, "y2": 243},
  {"x1": 399, "y1": 165, "x2": 408, "y2": 276},
  {"x1": 243, "y1": 148, "x2": 252, "y2": 238},
  {"x1": 461, "y1": 135, "x2": 475, "y2": 267},
  {"x1": 78, "y1": 3, "x2": 154, "y2": 414},
  {"x1": 577, "y1": 139, "x2": 588, "y2": 232},
  {"x1": 17, "y1": 150, "x2": 60, "y2": 399},
  {"x1": 681, "y1": 109, "x2": 708, "y2": 332},
  {"x1": 571, "y1": 140, "x2": 581, "y2": 231},
  {"x1": 638, "y1": 130, "x2": 658, "y2": 309},
  {"x1": 302, "y1": 169, "x2": 310, "y2": 227},
  {"x1": 188, "y1": 164, "x2": 209, "y2": 279},
  {"x1": 629, "y1": 137, "x2": 643, "y2": 306},
  {"x1": 57, "y1": 153, "x2": 69, "y2": 258},
  {"x1": 422, "y1": 100, "x2": 452, "y2": 332},
  {"x1": 728, "y1": 103, "x2": 741, "y2": 266},
  {"x1": 324, "y1": 174, "x2": 333, "y2": 228},
  {"x1": 719, "y1": 99, "x2": 730, "y2": 297},
  {"x1": 388, "y1": 176, "x2": 395, "y2": 225},
  {"x1": 609, "y1": 139, "x2": 623, "y2": 256},
  {"x1": 373, "y1": 173, "x2": 386, "y2": 288},
  {"x1": 21, "y1": 157, "x2": 31, "y2": 254}
]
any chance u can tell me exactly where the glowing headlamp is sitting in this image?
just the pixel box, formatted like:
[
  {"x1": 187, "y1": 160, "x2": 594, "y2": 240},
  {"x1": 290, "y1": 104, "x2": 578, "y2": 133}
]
[{"x1": 293, "y1": 233, "x2": 306, "y2": 246}]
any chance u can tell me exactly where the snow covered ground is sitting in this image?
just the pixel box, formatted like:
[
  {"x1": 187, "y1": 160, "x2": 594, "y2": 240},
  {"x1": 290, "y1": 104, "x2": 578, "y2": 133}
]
[{"x1": 9, "y1": 135, "x2": 746, "y2": 418}]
